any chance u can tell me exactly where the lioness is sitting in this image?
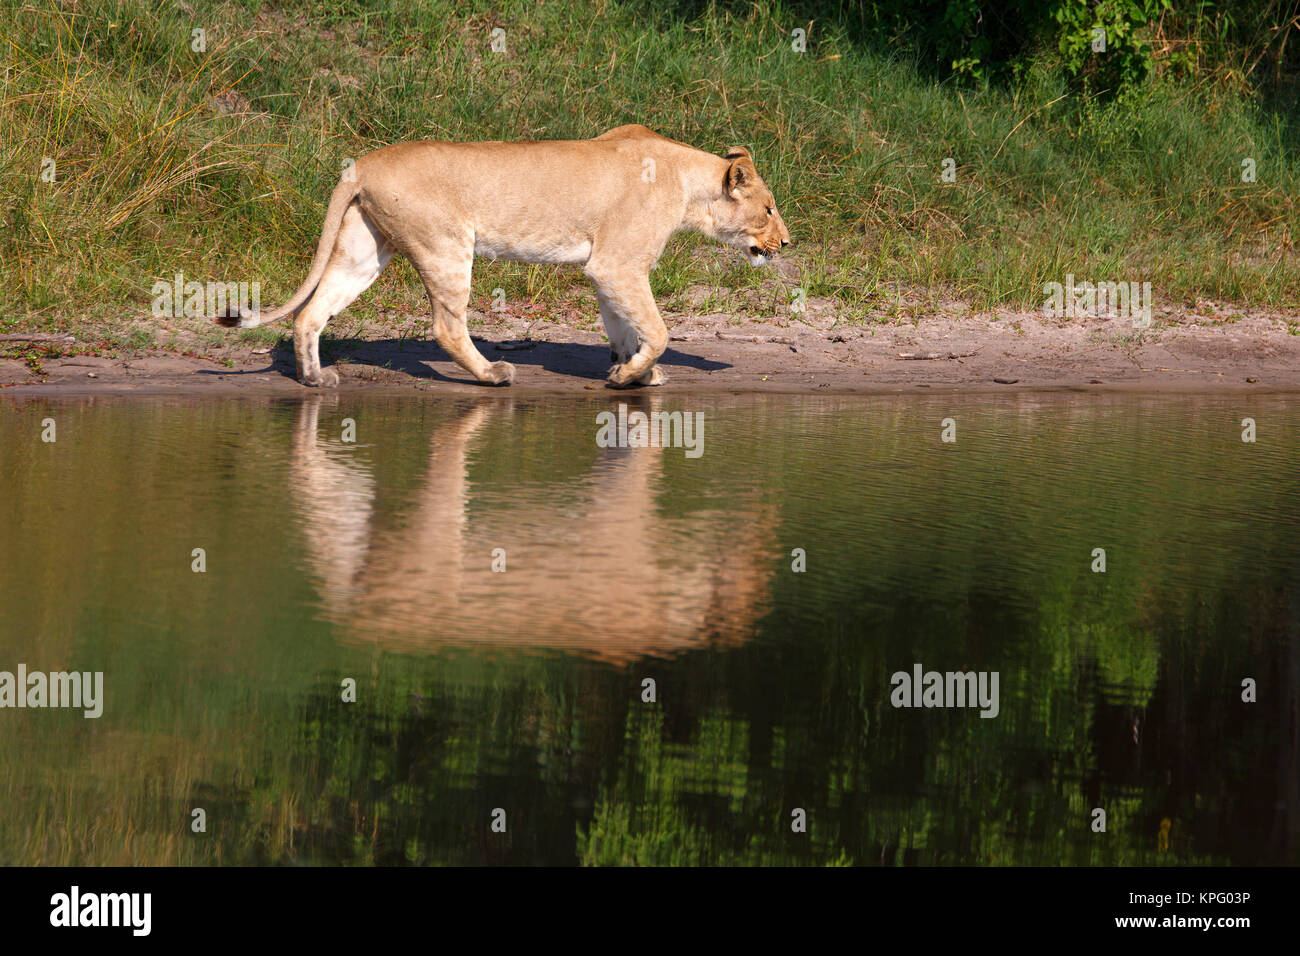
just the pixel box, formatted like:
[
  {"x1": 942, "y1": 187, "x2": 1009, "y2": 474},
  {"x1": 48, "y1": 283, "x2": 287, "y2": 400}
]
[{"x1": 215, "y1": 125, "x2": 790, "y2": 388}]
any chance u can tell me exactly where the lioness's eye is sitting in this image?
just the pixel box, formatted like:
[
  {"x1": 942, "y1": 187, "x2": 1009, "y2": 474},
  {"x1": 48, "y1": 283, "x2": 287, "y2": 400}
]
[{"x1": 766, "y1": 207, "x2": 773, "y2": 216}]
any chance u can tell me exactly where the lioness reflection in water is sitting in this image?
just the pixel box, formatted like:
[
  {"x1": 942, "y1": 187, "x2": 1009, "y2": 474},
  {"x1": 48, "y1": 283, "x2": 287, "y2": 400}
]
[{"x1": 290, "y1": 396, "x2": 775, "y2": 662}]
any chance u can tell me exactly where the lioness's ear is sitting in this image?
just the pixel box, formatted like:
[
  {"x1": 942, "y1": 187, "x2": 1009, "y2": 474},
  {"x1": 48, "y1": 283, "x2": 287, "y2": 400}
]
[
  {"x1": 724, "y1": 146, "x2": 751, "y2": 161},
  {"x1": 725, "y1": 154, "x2": 756, "y2": 195}
]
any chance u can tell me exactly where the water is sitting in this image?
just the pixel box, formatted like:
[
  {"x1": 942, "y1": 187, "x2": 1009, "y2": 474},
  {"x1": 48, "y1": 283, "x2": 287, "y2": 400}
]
[{"x1": 0, "y1": 392, "x2": 1296, "y2": 865}]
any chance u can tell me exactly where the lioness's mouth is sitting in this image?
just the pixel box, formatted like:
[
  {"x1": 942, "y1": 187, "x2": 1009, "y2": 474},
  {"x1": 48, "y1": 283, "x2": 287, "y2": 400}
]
[{"x1": 749, "y1": 245, "x2": 763, "y2": 257}]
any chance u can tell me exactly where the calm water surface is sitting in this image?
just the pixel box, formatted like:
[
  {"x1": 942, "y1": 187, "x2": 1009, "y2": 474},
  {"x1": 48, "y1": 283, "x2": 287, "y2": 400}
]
[{"x1": 0, "y1": 392, "x2": 1296, "y2": 865}]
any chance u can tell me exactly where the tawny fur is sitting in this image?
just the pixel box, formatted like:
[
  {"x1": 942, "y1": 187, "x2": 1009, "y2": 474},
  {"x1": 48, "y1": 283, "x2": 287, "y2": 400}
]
[{"x1": 215, "y1": 125, "x2": 791, "y2": 388}]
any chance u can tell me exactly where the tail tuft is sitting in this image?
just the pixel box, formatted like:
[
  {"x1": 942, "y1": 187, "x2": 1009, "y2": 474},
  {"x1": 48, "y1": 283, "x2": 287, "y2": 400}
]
[{"x1": 213, "y1": 305, "x2": 257, "y2": 328}]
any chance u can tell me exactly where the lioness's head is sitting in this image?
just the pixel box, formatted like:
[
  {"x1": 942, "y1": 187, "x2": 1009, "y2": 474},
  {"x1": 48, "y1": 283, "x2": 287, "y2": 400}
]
[{"x1": 716, "y1": 146, "x2": 790, "y2": 266}]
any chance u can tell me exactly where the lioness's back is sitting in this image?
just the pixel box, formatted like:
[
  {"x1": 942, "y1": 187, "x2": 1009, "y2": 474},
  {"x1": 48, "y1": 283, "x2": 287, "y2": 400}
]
[{"x1": 355, "y1": 133, "x2": 705, "y2": 258}]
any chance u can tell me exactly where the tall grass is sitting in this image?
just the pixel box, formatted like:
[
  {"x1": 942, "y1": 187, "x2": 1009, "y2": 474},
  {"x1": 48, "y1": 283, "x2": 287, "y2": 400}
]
[{"x1": 1, "y1": 0, "x2": 1296, "y2": 338}]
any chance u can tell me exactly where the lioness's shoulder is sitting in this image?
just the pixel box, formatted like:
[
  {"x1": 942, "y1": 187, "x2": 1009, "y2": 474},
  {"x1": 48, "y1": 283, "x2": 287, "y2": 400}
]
[
  {"x1": 594, "y1": 124, "x2": 701, "y2": 150},
  {"x1": 595, "y1": 124, "x2": 664, "y2": 141}
]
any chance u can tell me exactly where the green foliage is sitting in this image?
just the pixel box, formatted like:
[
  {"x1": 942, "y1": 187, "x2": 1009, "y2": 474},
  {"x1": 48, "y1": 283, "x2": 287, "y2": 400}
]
[
  {"x1": 1054, "y1": 0, "x2": 1173, "y2": 94},
  {"x1": 857, "y1": 0, "x2": 1292, "y2": 95}
]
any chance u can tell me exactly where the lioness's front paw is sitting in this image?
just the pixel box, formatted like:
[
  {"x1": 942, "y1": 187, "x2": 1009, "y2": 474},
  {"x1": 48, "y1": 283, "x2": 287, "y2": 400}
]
[
  {"x1": 484, "y1": 360, "x2": 515, "y2": 386},
  {"x1": 606, "y1": 364, "x2": 666, "y2": 388},
  {"x1": 606, "y1": 363, "x2": 636, "y2": 388},
  {"x1": 302, "y1": 367, "x2": 340, "y2": 388}
]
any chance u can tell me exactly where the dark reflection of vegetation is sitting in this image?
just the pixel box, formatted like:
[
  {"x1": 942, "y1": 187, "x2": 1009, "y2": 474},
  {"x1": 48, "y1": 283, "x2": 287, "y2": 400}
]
[
  {"x1": 250, "y1": 570, "x2": 1295, "y2": 866},
  {"x1": 0, "y1": 394, "x2": 1296, "y2": 865}
]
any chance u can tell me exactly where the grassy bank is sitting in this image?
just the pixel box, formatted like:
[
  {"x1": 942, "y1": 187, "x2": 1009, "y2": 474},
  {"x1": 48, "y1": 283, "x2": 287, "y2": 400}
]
[{"x1": 1, "y1": 0, "x2": 1297, "y2": 358}]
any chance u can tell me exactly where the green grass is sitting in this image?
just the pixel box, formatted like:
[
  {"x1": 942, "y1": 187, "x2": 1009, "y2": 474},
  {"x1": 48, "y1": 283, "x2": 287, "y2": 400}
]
[{"x1": 0, "y1": 0, "x2": 1296, "y2": 342}]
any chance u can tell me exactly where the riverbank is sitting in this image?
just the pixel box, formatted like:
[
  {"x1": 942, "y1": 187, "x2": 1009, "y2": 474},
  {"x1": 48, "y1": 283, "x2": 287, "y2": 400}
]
[{"x1": 3, "y1": 303, "x2": 1297, "y2": 396}]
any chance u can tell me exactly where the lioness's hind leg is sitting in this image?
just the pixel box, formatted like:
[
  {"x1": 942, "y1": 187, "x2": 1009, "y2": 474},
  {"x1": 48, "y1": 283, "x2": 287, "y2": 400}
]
[
  {"x1": 409, "y1": 245, "x2": 514, "y2": 386},
  {"x1": 294, "y1": 204, "x2": 393, "y2": 387}
]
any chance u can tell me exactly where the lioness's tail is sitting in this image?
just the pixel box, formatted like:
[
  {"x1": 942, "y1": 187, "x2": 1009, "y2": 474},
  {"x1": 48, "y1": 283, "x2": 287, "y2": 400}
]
[{"x1": 213, "y1": 177, "x2": 361, "y2": 328}]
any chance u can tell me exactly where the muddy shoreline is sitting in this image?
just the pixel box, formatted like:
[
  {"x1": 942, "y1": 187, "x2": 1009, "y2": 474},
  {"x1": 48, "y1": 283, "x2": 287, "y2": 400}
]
[{"x1": 4, "y1": 308, "x2": 1297, "y2": 396}]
